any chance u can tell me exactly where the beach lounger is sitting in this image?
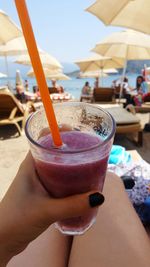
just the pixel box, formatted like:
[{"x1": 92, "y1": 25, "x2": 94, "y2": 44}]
[
  {"x1": 80, "y1": 94, "x2": 93, "y2": 103},
  {"x1": 0, "y1": 85, "x2": 9, "y2": 91},
  {"x1": 96, "y1": 104, "x2": 143, "y2": 146},
  {"x1": 106, "y1": 106, "x2": 143, "y2": 146},
  {"x1": 0, "y1": 89, "x2": 35, "y2": 136},
  {"x1": 50, "y1": 93, "x2": 72, "y2": 102},
  {"x1": 48, "y1": 87, "x2": 59, "y2": 94},
  {"x1": 93, "y1": 87, "x2": 116, "y2": 103}
]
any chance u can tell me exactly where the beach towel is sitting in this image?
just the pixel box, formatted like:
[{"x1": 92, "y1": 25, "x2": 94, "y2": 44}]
[
  {"x1": 109, "y1": 145, "x2": 131, "y2": 165},
  {"x1": 108, "y1": 158, "x2": 150, "y2": 225}
]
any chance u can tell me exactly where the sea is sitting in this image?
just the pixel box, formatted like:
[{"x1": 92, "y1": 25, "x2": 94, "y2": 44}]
[{"x1": 0, "y1": 73, "x2": 140, "y2": 100}]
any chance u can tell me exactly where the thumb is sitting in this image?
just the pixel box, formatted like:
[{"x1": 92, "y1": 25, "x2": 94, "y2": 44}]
[{"x1": 45, "y1": 191, "x2": 105, "y2": 223}]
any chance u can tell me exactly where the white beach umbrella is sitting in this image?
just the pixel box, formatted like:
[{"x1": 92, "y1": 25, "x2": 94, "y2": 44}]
[
  {"x1": 92, "y1": 30, "x2": 150, "y2": 60},
  {"x1": 46, "y1": 73, "x2": 70, "y2": 81},
  {"x1": 15, "y1": 52, "x2": 62, "y2": 70},
  {"x1": 86, "y1": 0, "x2": 150, "y2": 35},
  {"x1": 104, "y1": 68, "x2": 118, "y2": 74},
  {"x1": 92, "y1": 29, "x2": 150, "y2": 97},
  {"x1": 79, "y1": 71, "x2": 108, "y2": 78},
  {"x1": 0, "y1": 10, "x2": 22, "y2": 45},
  {"x1": 0, "y1": 36, "x2": 29, "y2": 80},
  {"x1": 0, "y1": 72, "x2": 7, "y2": 78},
  {"x1": 79, "y1": 68, "x2": 118, "y2": 76},
  {"x1": 27, "y1": 68, "x2": 70, "y2": 80},
  {"x1": 0, "y1": 36, "x2": 28, "y2": 56},
  {"x1": 75, "y1": 54, "x2": 124, "y2": 73},
  {"x1": 27, "y1": 67, "x2": 60, "y2": 77},
  {"x1": 76, "y1": 54, "x2": 123, "y2": 86},
  {"x1": 0, "y1": 11, "x2": 23, "y2": 83},
  {"x1": 79, "y1": 69, "x2": 118, "y2": 80}
]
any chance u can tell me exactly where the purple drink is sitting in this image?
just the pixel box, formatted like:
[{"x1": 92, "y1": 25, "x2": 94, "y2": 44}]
[
  {"x1": 25, "y1": 102, "x2": 115, "y2": 235},
  {"x1": 35, "y1": 131, "x2": 109, "y2": 234}
]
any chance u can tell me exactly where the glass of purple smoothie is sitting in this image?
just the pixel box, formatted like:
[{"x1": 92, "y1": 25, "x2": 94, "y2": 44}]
[{"x1": 25, "y1": 102, "x2": 115, "y2": 235}]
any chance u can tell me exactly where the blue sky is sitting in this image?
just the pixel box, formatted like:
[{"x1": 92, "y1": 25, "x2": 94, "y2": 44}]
[{"x1": 1, "y1": 0, "x2": 122, "y2": 64}]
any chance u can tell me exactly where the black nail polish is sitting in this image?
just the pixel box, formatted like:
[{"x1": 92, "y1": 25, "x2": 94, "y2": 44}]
[
  {"x1": 89, "y1": 192, "x2": 105, "y2": 207},
  {"x1": 121, "y1": 176, "x2": 135, "y2": 190}
]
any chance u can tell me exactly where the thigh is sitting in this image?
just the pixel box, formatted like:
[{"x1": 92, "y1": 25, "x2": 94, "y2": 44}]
[
  {"x1": 69, "y1": 172, "x2": 150, "y2": 267},
  {"x1": 7, "y1": 225, "x2": 72, "y2": 267}
]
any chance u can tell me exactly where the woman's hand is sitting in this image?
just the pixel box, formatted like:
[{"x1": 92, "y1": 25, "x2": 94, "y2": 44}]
[{"x1": 0, "y1": 153, "x2": 104, "y2": 265}]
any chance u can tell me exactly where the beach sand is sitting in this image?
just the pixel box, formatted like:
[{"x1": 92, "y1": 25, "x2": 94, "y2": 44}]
[
  {"x1": 0, "y1": 126, "x2": 29, "y2": 200},
  {"x1": 0, "y1": 113, "x2": 150, "y2": 200}
]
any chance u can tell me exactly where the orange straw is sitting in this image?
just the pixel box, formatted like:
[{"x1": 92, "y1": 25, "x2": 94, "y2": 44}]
[{"x1": 14, "y1": 0, "x2": 62, "y2": 147}]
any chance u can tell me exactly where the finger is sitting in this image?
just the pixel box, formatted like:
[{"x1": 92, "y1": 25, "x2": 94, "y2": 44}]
[
  {"x1": 18, "y1": 152, "x2": 49, "y2": 196},
  {"x1": 45, "y1": 191, "x2": 105, "y2": 223}
]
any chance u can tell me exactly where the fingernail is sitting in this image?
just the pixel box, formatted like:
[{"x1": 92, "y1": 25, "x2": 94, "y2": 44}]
[
  {"x1": 121, "y1": 176, "x2": 135, "y2": 190},
  {"x1": 89, "y1": 192, "x2": 105, "y2": 207}
]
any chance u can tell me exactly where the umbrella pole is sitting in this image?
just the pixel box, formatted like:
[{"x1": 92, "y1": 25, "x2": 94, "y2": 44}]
[
  {"x1": 101, "y1": 68, "x2": 103, "y2": 87},
  {"x1": 119, "y1": 58, "x2": 127, "y2": 103},
  {"x1": 95, "y1": 77, "x2": 99, "y2": 88},
  {"x1": 144, "y1": 64, "x2": 147, "y2": 81},
  {"x1": 4, "y1": 55, "x2": 12, "y2": 90}
]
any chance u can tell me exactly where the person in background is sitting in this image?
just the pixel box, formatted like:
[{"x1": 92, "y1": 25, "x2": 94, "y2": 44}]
[
  {"x1": 15, "y1": 83, "x2": 26, "y2": 103},
  {"x1": 80, "y1": 81, "x2": 93, "y2": 102},
  {"x1": 112, "y1": 77, "x2": 131, "y2": 92},
  {"x1": 122, "y1": 77, "x2": 131, "y2": 93},
  {"x1": 133, "y1": 75, "x2": 148, "y2": 106},
  {"x1": 111, "y1": 77, "x2": 122, "y2": 89},
  {"x1": 51, "y1": 79, "x2": 64, "y2": 94},
  {"x1": 24, "y1": 79, "x2": 29, "y2": 92},
  {"x1": 32, "y1": 85, "x2": 41, "y2": 101},
  {"x1": 81, "y1": 81, "x2": 92, "y2": 95},
  {"x1": 112, "y1": 77, "x2": 132, "y2": 101},
  {"x1": 135, "y1": 75, "x2": 148, "y2": 94},
  {"x1": 121, "y1": 77, "x2": 135, "y2": 107}
]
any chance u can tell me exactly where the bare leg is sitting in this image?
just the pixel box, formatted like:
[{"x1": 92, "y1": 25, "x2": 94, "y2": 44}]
[
  {"x1": 69, "y1": 173, "x2": 150, "y2": 267},
  {"x1": 7, "y1": 225, "x2": 72, "y2": 267}
]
